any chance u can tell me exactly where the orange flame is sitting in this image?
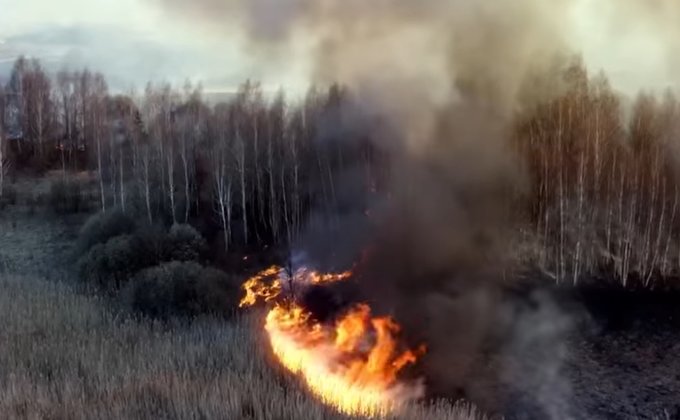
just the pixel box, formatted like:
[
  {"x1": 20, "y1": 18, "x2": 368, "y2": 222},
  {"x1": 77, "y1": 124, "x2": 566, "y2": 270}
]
[
  {"x1": 241, "y1": 266, "x2": 425, "y2": 416},
  {"x1": 239, "y1": 266, "x2": 282, "y2": 308},
  {"x1": 239, "y1": 266, "x2": 352, "y2": 308}
]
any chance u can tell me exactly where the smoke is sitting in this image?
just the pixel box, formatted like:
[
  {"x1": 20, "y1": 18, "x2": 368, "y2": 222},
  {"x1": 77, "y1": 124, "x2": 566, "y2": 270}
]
[
  {"x1": 155, "y1": 0, "x2": 680, "y2": 97},
  {"x1": 581, "y1": 0, "x2": 680, "y2": 90},
  {"x1": 156, "y1": 0, "x2": 680, "y2": 415},
  {"x1": 156, "y1": 0, "x2": 573, "y2": 119},
  {"x1": 155, "y1": 0, "x2": 564, "y2": 408},
  {"x1": 500, "y1": 291, "x2": 577, "y2": 420}
]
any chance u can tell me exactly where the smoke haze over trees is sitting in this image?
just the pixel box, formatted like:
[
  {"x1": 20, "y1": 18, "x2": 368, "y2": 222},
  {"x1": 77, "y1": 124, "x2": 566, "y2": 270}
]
[
  {"x1": 2, "y1": 0, "x2": 680, "y2": 293},
  {"x1": 2, "y1": 53, "x2": 680, "y2": 290}
]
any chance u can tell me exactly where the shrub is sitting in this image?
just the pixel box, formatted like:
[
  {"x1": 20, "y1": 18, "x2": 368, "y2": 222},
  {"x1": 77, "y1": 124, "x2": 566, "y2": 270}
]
[
  {"x1": 76, "y1": 235, "x2": 150, "y2": 290},
  {"x1": 0, "y1": 184, "x2": 17, "y2": 207},
  {"x1": 76, "y1": 243, "x2": 107, "y2": 287},
  {"x1": 77, "y1": 210, "x2": 136, "y2": 255},
  {"x1": 165, "y1": 224, "x2": 208, "y2": 262},
  {"x1": 124, "y1": 261, "x2": 238, "y2": 319},
  {"x1": 48, "y1": 179, "x2": 86, "y2": 215},
  {"x1": 134, "y1": 223, "x2": 169, "y2": 266}
]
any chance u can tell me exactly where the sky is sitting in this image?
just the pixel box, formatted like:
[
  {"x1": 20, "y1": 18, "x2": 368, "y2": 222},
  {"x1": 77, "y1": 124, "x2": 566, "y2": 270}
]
[
  {"x1": 0, "y1": 0, "x2": 311, "y2": 94},
  {"x1": 0, "y1": 0, "x2": 678, "y2": 97}
]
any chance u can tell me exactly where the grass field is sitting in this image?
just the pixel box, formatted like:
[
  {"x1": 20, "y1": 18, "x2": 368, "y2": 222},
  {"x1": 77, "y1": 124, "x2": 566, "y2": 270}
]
[{"x1": 0, "y1": 203, "x2": 484, "y2": 420}]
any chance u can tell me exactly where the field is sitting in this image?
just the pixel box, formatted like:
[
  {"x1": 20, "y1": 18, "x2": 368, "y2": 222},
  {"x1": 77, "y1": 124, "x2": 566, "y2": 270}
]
[
  {"x1": 0, "y1": 194, "x2": 483, "y2": 420},
  {"x1": 1, "y1": 183, "x2": 678, "y2": 420}
]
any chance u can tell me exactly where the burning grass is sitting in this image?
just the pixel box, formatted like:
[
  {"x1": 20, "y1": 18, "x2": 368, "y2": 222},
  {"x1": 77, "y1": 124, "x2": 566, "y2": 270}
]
[
  {"x1": 0, "y1": 273, "x2": 483, "y2": 420},
  {"x1": 239, "y1": 266, "x2": 426, "y2": 417}
]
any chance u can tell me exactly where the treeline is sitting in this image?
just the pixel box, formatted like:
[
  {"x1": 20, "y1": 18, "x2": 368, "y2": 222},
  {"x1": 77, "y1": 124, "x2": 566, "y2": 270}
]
[
  {"x1": 515, "y1": 60, "x2": 680, "y2": 286},
  {"x1": 0, "y1": 56, "x2": 376, "y2": 254},
  {"x1": 4, "y1": 55, "x2": 680, "y2": 286}
]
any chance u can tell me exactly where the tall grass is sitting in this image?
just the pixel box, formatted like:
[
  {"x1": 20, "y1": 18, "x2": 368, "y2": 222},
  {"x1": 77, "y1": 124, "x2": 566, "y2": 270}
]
[
  {"x1": 0, "y1": 273, "x2": 483, "y2": 420},
  {"x1": 0, "y1": 210, "x2": 482, "y2": 420}
]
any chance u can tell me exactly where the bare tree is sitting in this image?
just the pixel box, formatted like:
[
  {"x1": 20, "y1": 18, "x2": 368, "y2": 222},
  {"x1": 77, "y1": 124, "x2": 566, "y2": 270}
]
[
  {"x1": 56, "y1": 71, "x2": 74, "y2": 175},
  {"x1": 91, "y1": 72, "x2": 108, "y2": 212},
  {"x1": 211, "y1": 104, "x2": 234, "y2": 251},
  {"x1": 0, "y1": 84, "x2": 7, "y2": 199},
  {"x1": 24, "y1": 59, "x2": 53, "y2": 160}
]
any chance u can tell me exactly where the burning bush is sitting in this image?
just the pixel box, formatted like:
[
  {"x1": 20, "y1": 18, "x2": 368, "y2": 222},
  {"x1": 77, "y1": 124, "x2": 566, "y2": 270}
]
[{"x1": 239, "y1": 265, "x2": 425, "y2": 417}]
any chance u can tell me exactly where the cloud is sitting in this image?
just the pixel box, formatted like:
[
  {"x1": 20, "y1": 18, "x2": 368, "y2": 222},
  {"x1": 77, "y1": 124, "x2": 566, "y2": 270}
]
[
  {"x1": 0, "y1": 0, "x2": 308, "y2": 92},
  {"x1": 0, "y1": 23, "x2": 261, "y2": 92},
  {"x1": 5, "y1": 0, "x2": 680, "y2": 96}
]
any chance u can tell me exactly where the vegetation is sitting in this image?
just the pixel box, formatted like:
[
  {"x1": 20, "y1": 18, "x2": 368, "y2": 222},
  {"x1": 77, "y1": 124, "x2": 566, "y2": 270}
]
[
  {"x1": 1, "y1": 80, "x2": 677, "y2": 418},
  {"x1": 0, "y1": 206, "x2": 483, "y2": 420},
  {"x1": 74, "y1": 207, "x2": 225, "y2": 315},
  {"x1": 5, "y1": 55, "x2": 680, "y2": 287},
  {"x1": 165, "y1": 223, "x2": 208, "y2": 262},
  {"x1": 77, "y1": 209, "x2": 136, "y2": 254},
  {"x1": 123, "y1": 261, "x2": 237, "y2": 319},
  {"x1": 0, "y1": 273, "x2": 485, "y2": 420},
  {"x1": 47, "y1": 178, "x2": 89, "y2": 214},
  {"x1": 77, "y1": 235, "x2": 148, "y2": 290},
  {"x1": 514, "y1": 68, "x2": 680, "y2": 286}
]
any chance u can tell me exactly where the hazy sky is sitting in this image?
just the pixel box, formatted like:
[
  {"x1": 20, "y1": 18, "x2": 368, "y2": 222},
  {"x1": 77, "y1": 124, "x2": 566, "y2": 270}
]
[
  {"x1": 0, "y1": 0, "x2": 677, "y2": 96},
  {"x1": 0, "y1": 0, "x2": 311, "y2": 93}
]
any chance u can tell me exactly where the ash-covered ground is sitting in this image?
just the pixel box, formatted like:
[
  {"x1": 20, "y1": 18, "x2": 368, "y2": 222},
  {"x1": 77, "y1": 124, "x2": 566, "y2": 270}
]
[
  {"x1": 470, "y1": 285, "x2": 680, "y2": 420},
  {"x1": 297, "y1": 267, "x2": 679, "y2": 419}
]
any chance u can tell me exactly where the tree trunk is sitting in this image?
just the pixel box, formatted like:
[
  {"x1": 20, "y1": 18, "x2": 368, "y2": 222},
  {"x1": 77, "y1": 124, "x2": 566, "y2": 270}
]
[
  {"x1": 97, "y1": 130, "x2": 106, "y2": 212},
  {"x1": 143, "y1": 149, "x2": 153, "y2": 224},
  {"x1": 119, "y1": 146, "x2": 126, "y2": 213}
]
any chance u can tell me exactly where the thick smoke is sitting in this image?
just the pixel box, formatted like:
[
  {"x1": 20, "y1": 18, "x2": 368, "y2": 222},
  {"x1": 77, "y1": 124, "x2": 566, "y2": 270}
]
[
  {"x1": 595, "y1": 0, "x2": 680, "y2": 84},
  {"x1": 156, "y1": 0, "x2": 564, "y2": 410},
  {"x1": 156, "y1": 0, "x2": 571, "y2": 119},
  {"x1": 156, "y1": 0, "x2": 680, "y2": 96},
  {"x1": 156, "y1": 0, "x2": 680, "y2": 415}
]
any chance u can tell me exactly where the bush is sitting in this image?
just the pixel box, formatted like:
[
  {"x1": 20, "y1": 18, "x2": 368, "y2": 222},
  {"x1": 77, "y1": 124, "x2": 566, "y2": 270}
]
[
  {"x1": 77, "y1": 235, "x2": 151, "y2": 290},
  {"x1": 48, "y1": 179, "x2": 86, "y2": 215},
  {"x1": 124, "y1": 261, "x2": 238, "y2": 319},
  {"x1": 134, "y1": 223, "x2": 169, "y2": 265},
  {"x1": 0, "y1": 184, "x2": 17, "y2": 207},
  {"x1": 76, "y1": 243, "x2": 107, "y2": 287},
  {"x1": 77, "y1": 210, "x2": 136, "y2": 255},
  {"x1": 165, "y1": 224, "x2": 208, "y2": 262}
]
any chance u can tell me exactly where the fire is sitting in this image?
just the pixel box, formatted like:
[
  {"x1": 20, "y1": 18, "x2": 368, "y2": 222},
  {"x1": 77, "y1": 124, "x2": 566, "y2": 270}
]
[
  {"x1": 240, "y1": 266, "x2": 425, "y2": 417},
  {"x1": 239, "y1": 266, "x2": 352, "y2": 308},
  {"x1": 239, "y1": 266, "x2": 282, "y2": 308}
]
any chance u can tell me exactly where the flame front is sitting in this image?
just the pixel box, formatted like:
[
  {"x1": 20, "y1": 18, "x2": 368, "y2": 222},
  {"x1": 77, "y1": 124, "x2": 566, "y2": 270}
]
[
  {"x1": 240, "y1": 266, "x2": 425, "y2": 417},
  {"x1": 239, "y1": 266, "x2": 282, "y2": 308}
]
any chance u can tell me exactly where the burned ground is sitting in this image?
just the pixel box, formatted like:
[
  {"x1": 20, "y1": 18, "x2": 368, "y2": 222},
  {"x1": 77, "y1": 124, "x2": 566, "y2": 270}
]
[
  {"x1": 466, "y1": 284, "x2": 680, "y2": 419},
  {"x1": 250, "y1": 254, "x2": 680, "y2": 419}
]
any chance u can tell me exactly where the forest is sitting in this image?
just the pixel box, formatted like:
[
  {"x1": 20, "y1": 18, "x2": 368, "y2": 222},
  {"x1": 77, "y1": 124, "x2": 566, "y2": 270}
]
[
  {"x1": 2, "y1": 55, "x2": 680, "y2": 288},
  {"x1": 4, "y1": 51, "x2": 680, "y2": 419}
]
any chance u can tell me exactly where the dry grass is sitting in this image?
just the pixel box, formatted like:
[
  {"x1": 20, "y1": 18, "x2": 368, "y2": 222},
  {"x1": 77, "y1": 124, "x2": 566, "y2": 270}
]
[
  {"x1": 0, "y1": 209, "x2": 483, "y2": 420},
  {"x1": 0, "y1": 275, "x2": 483, "y2": 420}
]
